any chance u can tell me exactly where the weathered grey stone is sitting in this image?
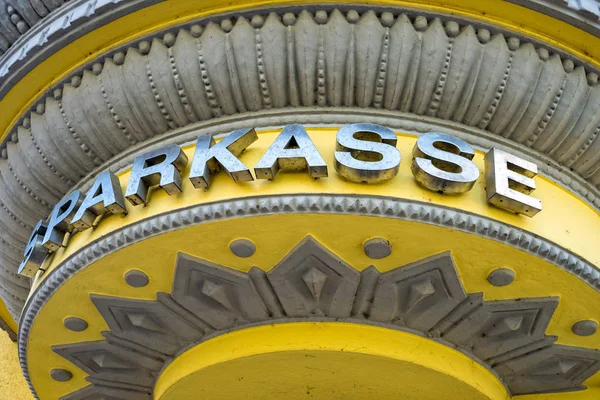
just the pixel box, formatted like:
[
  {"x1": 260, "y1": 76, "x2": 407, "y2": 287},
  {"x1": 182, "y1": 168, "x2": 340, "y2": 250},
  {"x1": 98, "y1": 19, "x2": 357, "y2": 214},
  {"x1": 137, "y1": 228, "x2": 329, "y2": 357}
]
[
  {"x1": 369, "y1": 252, "x2": 467, "y2": 331},
  {"x1": 124, "y1": 270, "x2": 149, "y2": 288},
  {"x1": 53, "y1": 340, "x2": 162, "y2": 388},
  {"x1": 488, "y1": 268, "x2": 517, "y2": 286},
  {"x1": 572, "y1": 319, "x2": 599, "y2": 336},
  {"x1": 49, "y1": 368, "x2": 72, "y2": 382},
  {"x1": 494, "y1": 344, "x2": 600, "y2": 395},
  {"x1": 91, "y1": 295, "x2": 203, "y2": 355},
  {"x1": 363, "y1": 238, "x2": 392, "y2": 259},
  {"x1": 267, "y1": 236, "x2": 360, "y2": 318},
  {"x1": 0, "y1": 1, "x2": 68, "y2": 55},
  {"x1": 63, "y1": 317, "x2": 88, "y2": 332},
  {"x1": 229, "y1": 239, "x2": 256, "y2": 258},
  {"x1": 171, "y1": 254, "x2": 270, "y2": 329},
  {"x1": 443, "y1": 297, "x2": 559, "y2": 360},
  {"x1": 60, "y1": 384, "x2": 151, "y2": 400}
]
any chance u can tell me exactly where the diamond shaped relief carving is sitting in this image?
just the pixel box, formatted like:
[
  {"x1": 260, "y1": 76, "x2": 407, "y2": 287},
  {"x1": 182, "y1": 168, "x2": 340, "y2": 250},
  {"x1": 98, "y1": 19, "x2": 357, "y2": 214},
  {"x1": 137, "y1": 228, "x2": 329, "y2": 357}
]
[
  {"x1": 302, "y1": 267, "x2": 328, "y2": 300},
  {"x1": 53, "y1": 341, "x2": 161, "y2": 388},
  {"x1": 442, "y1": 298, "x2": 558, "y2": 360},
  {"x1": 267, "y1": 236, "x2": 360, "y2": 318},
  {"x1": 200, "y1": 280, "x2": 234, "y2": 311},
  {"x1": 495, "y1": 345, "x2": 600, "y2": 394},
  {"x1": 369, "y1": 252, "x2": 467, "y2": 331},
  {"x1": 91, "y1": 296, "x2": 203, "y2": 356},
  {"x1": 171, "y1": 254, "x2": 269, "y2": 329},
  {"x1": 127, "y1": 313, "x2": 162, "y2": 332},
  {"x1": 53, "y1": 236, "x2": 600, "y2": 399}
]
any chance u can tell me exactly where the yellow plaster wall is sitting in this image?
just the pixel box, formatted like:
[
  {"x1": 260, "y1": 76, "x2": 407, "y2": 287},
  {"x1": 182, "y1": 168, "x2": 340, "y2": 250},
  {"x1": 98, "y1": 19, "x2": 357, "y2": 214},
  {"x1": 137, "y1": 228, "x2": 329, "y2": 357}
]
[
  {"x1": 155, "y1": 323, "x2": 510, "y2": 400},
  {"x1": 0, "y1": 330, "x2": 33, "y2": 400},
  {"x1": 0, "y1": 300, "x2": 17, "y2": 334}
]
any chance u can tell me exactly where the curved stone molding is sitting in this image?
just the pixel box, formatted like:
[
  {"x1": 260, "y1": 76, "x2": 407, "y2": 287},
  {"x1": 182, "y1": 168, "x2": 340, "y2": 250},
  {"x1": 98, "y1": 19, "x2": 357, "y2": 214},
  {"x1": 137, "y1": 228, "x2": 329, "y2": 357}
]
[
  {"x1": 508, "y1": 1, "x2": 600, "y2": 36},
  {"x1": 0, "y1": 0, "x2": 160, "y2": 97},
  {"x1": 47, "y1": 239, "x2": 600, "y2": 398},
  {"x1": 1, "y1": 0, "x2": 599, "y2": 100},
  {"x1": 3, "y1": 7, "x2": 600, "y2": 319},
  {"x1": 0, "y1": 1, "x2": 69, "y2": 56},
  {"x1": 18, "y1": 195, "x2": 600, "y2": 398},
  {"x1": 560, "y1": 0, "x2": 600, "y2": 19}
]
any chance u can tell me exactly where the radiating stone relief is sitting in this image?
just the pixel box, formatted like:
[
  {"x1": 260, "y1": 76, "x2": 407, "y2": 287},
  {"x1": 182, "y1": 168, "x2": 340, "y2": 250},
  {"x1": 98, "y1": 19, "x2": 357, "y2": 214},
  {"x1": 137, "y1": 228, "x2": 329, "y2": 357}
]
[{"x1": 52, "y1": 237, "x2": 600, "y2": 399}]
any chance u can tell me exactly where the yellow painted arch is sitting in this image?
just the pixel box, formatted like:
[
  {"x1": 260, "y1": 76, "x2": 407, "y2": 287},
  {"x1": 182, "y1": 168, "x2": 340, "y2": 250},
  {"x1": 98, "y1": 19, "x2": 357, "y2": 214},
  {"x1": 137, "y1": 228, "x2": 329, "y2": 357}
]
[{"x1": 154, "y1": 322, "x2": 510, "y2": 400}]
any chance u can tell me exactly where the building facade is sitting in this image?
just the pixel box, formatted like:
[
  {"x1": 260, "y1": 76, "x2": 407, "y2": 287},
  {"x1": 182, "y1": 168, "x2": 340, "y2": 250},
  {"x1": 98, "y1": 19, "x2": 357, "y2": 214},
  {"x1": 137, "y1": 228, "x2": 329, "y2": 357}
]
[{"x1": 0, "y1": 0, "x2": 599, "y2": 399}]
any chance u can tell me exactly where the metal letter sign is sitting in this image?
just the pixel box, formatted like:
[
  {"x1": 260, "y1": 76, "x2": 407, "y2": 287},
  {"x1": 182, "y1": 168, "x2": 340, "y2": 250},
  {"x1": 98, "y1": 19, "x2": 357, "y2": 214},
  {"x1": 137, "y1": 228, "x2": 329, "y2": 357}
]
[
  {"x1": 72, "y1": 171, "x2": 127, "y2": 230},
  {"x1": 125, "y1": 145, "x2": 188, "y2": 206},
  {"x1": 254, "y1": 124, "x2": 328, "y2": 179},
  {"x1": 485, "y1": 148, "x2": 542, "y2": 217},
  {"x1": 17, "y1": 124, "x2": 544, "y2": 278},
  {"x1": 42, "y1": 190, "x2": 83, "y2": 252},
  {"x1": 334, "y1": 123, "x2": 401, "y2": 183},
  {"x1": 189, "y1": 128, "x2": 258, "y2": 189},
  {"x1": 411, "y1": 132, "x2": 480, "y2": 194},
  {"x1": 18, "y1": 221, "x2": 49, "y2": 278}
]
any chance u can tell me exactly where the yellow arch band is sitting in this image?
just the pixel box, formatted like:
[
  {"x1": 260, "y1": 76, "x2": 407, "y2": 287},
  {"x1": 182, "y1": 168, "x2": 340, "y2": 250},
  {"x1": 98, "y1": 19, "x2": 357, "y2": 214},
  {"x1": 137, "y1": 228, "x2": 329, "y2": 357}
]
[{"x1": 154, "y1": 322, "x2": 510, "y2": 400}]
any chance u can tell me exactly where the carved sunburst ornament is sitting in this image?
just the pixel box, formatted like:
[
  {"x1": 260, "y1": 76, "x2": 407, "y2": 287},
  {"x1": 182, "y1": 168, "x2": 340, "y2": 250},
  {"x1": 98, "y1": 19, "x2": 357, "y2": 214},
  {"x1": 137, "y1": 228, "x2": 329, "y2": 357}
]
[{"x1": 51, "y1": 236, "x2": 600, "y2": 399}]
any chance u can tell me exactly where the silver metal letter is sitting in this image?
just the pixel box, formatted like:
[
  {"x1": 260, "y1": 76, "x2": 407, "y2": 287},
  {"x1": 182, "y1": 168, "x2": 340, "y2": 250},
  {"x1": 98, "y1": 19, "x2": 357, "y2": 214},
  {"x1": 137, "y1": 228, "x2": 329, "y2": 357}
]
[
  {"x1": 411, "y1": 132, "x2": 480, "y2": 194},
  {"x1": 485, "y1": 148, "x2": 542, "y2": 217},
  {"x1": 334, "y1": 123, "x2": 401, "y2": 183},
  {"x1": 254, "y1": 124, "x2": 328, "y2": 179},
  {"x1": 189, "y1": 128, "x2": 258, "y2": 189},
  {"x1": 71, "y1": 171, "x2": 127, "y2": 230},
  {"x1": 42, "y1": 190, "x2": 83, "y2": 252},
  {"x1": 125, "y1": 144, "x2": 188, "y2": 206},
  {"x1": 18, "y1": 220, "x2": 49, "y2": 278}
]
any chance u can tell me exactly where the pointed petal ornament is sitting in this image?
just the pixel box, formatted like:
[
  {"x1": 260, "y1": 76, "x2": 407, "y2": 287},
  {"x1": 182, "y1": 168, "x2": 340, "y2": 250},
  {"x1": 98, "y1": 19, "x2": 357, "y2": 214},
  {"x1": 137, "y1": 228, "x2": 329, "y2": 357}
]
[
  {"x1": 485, "y1": 315, "x2": 524, "y2": 337},
  {"x1": 201, "y1": 280, "x2": 234, "y2": 311},
  {"x1": 126, "y1": 313, "x2": 164, "y2": 333},
  {"x1": 267, "y1": 236, "x2": 360, "y2": 318},
  {"x1": 530, "y1": 359, "x2": 579, "y2": 376},
  {"x1": 91, "y1": 353, "x2": 129, "y2": 369},
  {"x1": 405, "y1": 278, "x2": 436, "y2": 311},
  {"x1": 54, "y1": 236, "x2": 600, "y2": 399},
  {"x1": 302, "y1": 267, "x2": 328, "y2": 300}
]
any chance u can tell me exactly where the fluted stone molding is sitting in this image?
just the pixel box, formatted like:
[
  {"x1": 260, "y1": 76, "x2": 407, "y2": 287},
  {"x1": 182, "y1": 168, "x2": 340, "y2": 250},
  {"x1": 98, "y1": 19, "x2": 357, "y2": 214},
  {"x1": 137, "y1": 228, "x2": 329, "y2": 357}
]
[
  {"x1": 551, "y1": 0, "x2": 600, "y2": 19},
  {"x1": 0, "y1": 0, "x2": 160, "y2": 98},
  {"x1": 557, "y1": 0, "x2": 600, "y2": 19},
  {"x1": 1, "y1": 0, "x2": 600, "y2": 100},
  {"x1": 560, "y1": 0, "x2": 600, "y2": 18},
  {"x1": 563, "y1": 0, "x2": 600, "y2": 18},
  {"x1": 0, "y1": 1, "x2": 69, "y2": 56},
  {"x1": 2, "y1": 8, "x2": 600, "y2": 321},
  {"x1": 508, "y1": 1, "x2": 600, "y2": 35}
]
